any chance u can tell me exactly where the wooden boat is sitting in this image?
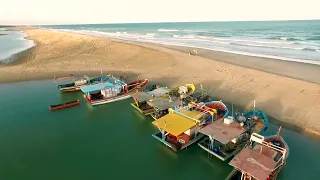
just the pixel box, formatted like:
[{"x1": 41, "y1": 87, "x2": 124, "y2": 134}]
[
  {"x1": 49, "y1": 100, "x2": 80, "y2": 111},
  {"x1": 130, "y1": 87, "x2": 171, "y2": 115},
  {"x1": 193, "y1": 100, "x2": 229, "y2": 120},
  {"x1": 151, "y1": 101, "x2": 223, "y2": 152},
  {"x1": 147, "y1": 84, "x2": 196, "y2": 120},
  {"x1": 81, "y1": 76, "x2": 149, "y2": 106},
  {"x1": 226, "y1": 126, "x2": 289, "y2": 180},
  {"x1": 197, "y1": 102, "x2": 269, "y2": 161},
  {"x1": 55, "y1": 75, "x2": 89, "y2": 92},
  {"x1": 54, "y1": 73, "x2": 110, "y2": 92}
]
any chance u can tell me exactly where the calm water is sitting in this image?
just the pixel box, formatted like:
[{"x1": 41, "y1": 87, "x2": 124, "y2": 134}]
[
  {"x1": 0, "y1": 80, "x2": 319, "y2": 180},
  {"x1": 0, "y1": 28, "x2": 34, "y2": 62},
  {"x1": 42, "y1": 20, "x2": 320, "y2": 65}
]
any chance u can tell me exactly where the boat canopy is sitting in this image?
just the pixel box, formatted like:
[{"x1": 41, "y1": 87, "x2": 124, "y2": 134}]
[
  {"x1": 229, "y1": 147, "x2": 277, "y2": 180},
  {"x1": 152, "y1": 110, "x2": 201, "y2": 137},
  {"x1": 132, "y1": 92, "x2": 153, "y2": 102},
  {"x1": 80, "y1": 82, "x2": 115, "y2": 93},
  {"x1": 198, "y1": 119, "x2": 246, "y2": 144},
  {"x1": 148, "y1": 87, "x2": 170, "y2": 97},
  {"x1": 132, "y1": 87, "x2": 170, "y2": 102},
  {"x1": 147, "y1": 97, "x2": 182, "y2": 111}
]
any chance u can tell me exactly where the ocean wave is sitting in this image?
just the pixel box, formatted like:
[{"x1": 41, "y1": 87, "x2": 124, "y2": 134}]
[
  {"x1": 46, "y1": 27, "x2": 320, "y2": 65},
  {"x1": 281, "y1": 37, "x2": 301, "y2": 41},
  {"x1": 212, "y1": 37, "x2": 293, "y2": 45},
  {"x1": 267, "y1": 37, "x2": 301, "y2": 41},
  {"x1": 158, "y1": 29, "x2": 179, "y2": 32},
  {"x1": 306, "y1": 36, "x2": 320, "y2": 41},
  {"x1": 302, "y1": 48, "x2": 318, "y2": 51},
  {"x1": 136, "y1": 39, "x2": 320, "y2": 65},
  {"x1": 197, "y1": 32, "x2": 231, "y2": 37},
  {"x1": 229, "y1": 42, "x2": 303, "y2": 50}
]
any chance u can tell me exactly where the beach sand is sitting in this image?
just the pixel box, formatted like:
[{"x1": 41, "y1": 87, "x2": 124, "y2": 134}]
[{"x1": 1, "y1": 28, "x2": 320, "y2": 136}]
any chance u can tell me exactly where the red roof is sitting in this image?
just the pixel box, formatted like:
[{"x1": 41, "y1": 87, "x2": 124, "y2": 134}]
[
  {"x1": 198, "y1": 119, "x2": 246, "y2": 144},
  {"x1": 229, "y1": 147, "x2": 277, "y2": 180}
]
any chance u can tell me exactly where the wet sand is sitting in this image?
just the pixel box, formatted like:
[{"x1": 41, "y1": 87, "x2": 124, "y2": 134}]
[{"x1": 0, "y1": 28, "x2": 319, "y2": 136}]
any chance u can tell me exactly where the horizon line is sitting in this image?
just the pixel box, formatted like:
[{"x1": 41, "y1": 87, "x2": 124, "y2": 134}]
[{"x1": 1, "y1": 18, "x2": 320, "y2": 26}]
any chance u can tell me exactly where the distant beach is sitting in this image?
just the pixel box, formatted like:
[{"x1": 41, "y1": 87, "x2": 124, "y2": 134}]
[{"x1": 0, "y1": 27, "x2": 319, "y2": 137}]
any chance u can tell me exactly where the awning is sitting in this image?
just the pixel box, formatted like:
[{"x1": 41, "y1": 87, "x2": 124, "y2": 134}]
[
  {"x1": 132, "y1": 92, "x2": 153, "y2": 102},
  {"x1": 152, "y1": 110, "x2": 201, "y2": 136},
  {"x1": 148, "y1": 87, "x2": 170, "y2": 97},
  {"x1": 147, "y1": 97, "x2": 182, "y2": 111},
  {"x1": 229, "y1": 147, "x2": 276, "y2": 180},
  {"x1": 198, "y1": 119, "x2": 246, "y2": 144},
  {"x1": 80, "y1": 82, "x2": 114, "y2": 93}
]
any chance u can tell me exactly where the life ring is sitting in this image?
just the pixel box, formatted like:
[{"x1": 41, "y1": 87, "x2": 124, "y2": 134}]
[{"x1": 178, "y1": 139, "x2": 186, "y2": 144}]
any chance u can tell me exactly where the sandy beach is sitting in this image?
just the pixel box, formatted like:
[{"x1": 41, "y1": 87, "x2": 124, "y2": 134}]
[{"x1": 1, "y1": 28, "x2": 320, "y2": 136}]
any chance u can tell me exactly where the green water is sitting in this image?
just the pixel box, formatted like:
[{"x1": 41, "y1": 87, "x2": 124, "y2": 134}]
[{"x1": 0, "y1": 80, "x2": 319, "y2": 180}]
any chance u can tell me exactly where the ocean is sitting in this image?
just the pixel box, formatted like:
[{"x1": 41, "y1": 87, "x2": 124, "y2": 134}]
[
  {"x1": 0, "y1": 28, "x2": 34, "y2": 62},
  {"x1": 41, "y1": 20, "x2": 320, "y2": 65},
  {"x1": 0, "y1": 80, "x2": 320, "y2": 180}
]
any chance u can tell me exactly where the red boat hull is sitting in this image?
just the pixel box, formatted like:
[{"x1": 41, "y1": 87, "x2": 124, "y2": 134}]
[{"x1": 49, "y1": 100, "x2": 80, "y2": 111}]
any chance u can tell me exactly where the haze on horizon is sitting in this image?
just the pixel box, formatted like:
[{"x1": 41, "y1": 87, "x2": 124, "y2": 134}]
[{"x1": 1, "y1": 0, "x2": 320, "y2": 25}]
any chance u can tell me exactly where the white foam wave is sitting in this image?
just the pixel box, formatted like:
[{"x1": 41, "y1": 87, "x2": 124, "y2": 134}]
[
  {"x1": 212, "y1": 37, "x2": 294, "y2": 45},
  {"x1": 147, "y1": 41, "x2": 320, "y2": 65},
  {"x1": 45, "y1": 28, "x2": 320, "y2": 65},
  {"x1": 230, "y1": 42, "x2": 304, "y2": 50},
  {"x1": 158, "y1": 29, "x2": 179, "y2": 32}
]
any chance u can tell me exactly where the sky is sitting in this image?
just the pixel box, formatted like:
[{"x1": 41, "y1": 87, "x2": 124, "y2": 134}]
[{"x1": 1, "y1": 0, "x2": 320, "y2": 25}]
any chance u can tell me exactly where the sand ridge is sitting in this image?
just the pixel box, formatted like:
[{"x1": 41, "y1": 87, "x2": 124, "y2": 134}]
[{"x1": 0, "y1": 28, "x2": 319, "y2": 135}]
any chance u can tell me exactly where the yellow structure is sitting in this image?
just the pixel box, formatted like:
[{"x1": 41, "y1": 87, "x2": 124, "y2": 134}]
[{"x1": 152, "y1": 110, "x2": 202, "y2": 137}]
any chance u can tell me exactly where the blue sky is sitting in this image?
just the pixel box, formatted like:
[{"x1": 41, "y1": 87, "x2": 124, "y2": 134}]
[{"x1": 1, "y1": 0, "x2": 320, "y2": 25}]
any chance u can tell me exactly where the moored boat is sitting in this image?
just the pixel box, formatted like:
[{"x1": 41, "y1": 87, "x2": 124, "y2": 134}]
[
  {"x1": 49, "y1": 99, "x2": 80, "y2": 111},
  {"x1": 81, "y1": 76, "x2": 149, "y2": 106},
  {"x1": 55, "y1": 74, "x2": 89, "y2": 92},
  {"x1": 226, "y1": 127, "x2": 289, "y2": 180},
  {"x1": 54, "y1": 72, "x2": 110, "y2": 92},
  {"x1": 131, "y1": 87, "x2": 171, "y2": 115},
  {"x1": 193, "y1": 100, "x2": 229, "y2": 120},
  {"x1": 147, "y1": 84, "x2": 196, "y2": 120},
  {"x1": 151, "y1": 101, "x2": 221, "y2": 152},
  {"x1": 197, "y1": 101, "x2": 268, "y2": 161}
]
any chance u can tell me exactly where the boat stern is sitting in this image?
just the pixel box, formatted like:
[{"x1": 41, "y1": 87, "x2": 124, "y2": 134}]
[
  {"x1": 152, "y1": 131, "x2": 176, "y2": 151},
  {"x1": 198, "y1": 138, "x2": 229, "y2": 161},
  {"x1": 130, "y1": 103, "x2": 155, "y2": 115}
]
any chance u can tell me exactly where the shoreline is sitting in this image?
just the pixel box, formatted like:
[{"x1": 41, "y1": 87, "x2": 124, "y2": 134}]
[
  {"x1": 56, "y1": 29, "x2": 320, "y2": 84},
  {"x1": 0, "y1": 28, "x2": 320, "y2": 138},
  {"x1": 152, "y1": 44, "x2": 320, "y2": 84}
]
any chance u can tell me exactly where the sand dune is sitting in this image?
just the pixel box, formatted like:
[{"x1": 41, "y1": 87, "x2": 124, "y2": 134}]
[{"x1": 0, "y1": 28, "x2": 320, "y2": 136}]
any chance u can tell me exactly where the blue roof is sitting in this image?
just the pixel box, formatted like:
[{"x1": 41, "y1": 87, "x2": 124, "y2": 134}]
[{"x1": 80, "y1": 81, "x2": 115, "y2": 93}]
